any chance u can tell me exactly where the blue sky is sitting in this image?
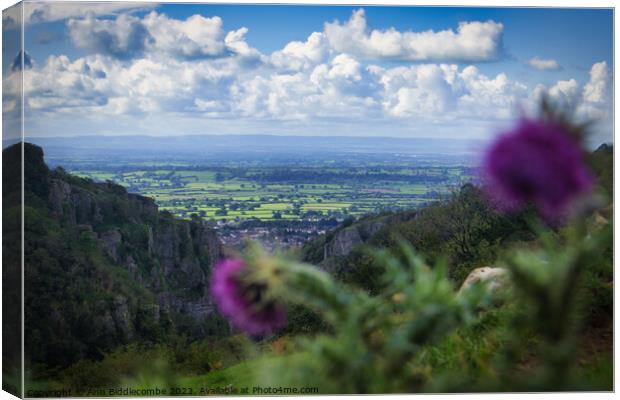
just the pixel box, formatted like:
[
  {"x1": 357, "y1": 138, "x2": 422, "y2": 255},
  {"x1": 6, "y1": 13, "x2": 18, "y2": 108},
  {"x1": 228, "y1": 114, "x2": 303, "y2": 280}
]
[{"x1": 2, "y1": 3, "x2": 614, "y2": 145}]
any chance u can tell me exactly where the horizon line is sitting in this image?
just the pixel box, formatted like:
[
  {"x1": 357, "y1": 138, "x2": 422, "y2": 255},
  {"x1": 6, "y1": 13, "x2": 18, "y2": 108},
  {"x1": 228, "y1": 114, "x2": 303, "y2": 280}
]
[{"x1": 18, "y1": 133, "x2": 489, "y2": 142}]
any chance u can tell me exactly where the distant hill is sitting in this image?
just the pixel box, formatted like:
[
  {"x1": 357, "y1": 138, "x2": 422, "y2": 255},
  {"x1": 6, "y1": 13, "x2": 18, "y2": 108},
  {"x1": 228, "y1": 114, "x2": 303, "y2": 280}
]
[
  {"x1": 12, "y1": 134, "x2": 486, "y2": 168},
  {"x1": 3, "y1": 143, "x2": 225, "y2": 369}
]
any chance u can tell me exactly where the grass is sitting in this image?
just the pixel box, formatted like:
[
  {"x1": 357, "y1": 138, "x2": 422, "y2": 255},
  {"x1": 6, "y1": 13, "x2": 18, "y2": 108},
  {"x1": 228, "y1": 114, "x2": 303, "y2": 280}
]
[{"x1": 179, "y1": 353, "x2": 314, "y2": 394}]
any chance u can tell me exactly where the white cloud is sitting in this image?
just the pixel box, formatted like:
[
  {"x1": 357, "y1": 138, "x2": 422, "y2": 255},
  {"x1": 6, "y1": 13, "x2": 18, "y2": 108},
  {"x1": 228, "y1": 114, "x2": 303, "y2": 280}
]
[
  {"x1": 457, "y1": 68, "x2": 528, "y2": 120},
  {"x1": 578, "y1": 61, "x2": 611, "y2": 121},
  {"x1": 141, "y1": 12, "x2": 228, "y2": 59},
  {"x1": 378, "y1": 64, "x2": 456, "y2": 117},
  {"x1": 271, "y1": 32, "x2": 329, "y2": 71},
  {"x1": 527, "y1": 57, "x2": 561, "y2": 70},
  {"x1": 323, "y1": 53, "x2": 362, "y2": 81},
  {"x1": 14, "y1": 10, "x2": 612, "y2": 142},
  {"x1": 323, "y1": 9, "x2": 503, "y2": 62},
  {"x1": 375, "y1": 63, "x2": 528, "y2": 121},
  {"x1": 67, "y1": 14, "x2": 151, "y2": 59},
  {"x1": 526, "y1": 61, "x2": 612, "y2": 141},
  {"x1": 583, "y1": 61, "x2": 608, "y2": 103},
  {"x1": 17, "y1": 51, "x2": 611, "y2": 140},
  {"x1": 548, "y1": 79, "x2": 580, "y2": 109},
  {"x1": 66, "y1": 8, "x2": 503, "y2": 64},
  {"x1": 194, "y1": 98, "x2": 224, "y2": 112},
  {"x1": 67, "y1": 11, "x2": 260, "y2": 61}
]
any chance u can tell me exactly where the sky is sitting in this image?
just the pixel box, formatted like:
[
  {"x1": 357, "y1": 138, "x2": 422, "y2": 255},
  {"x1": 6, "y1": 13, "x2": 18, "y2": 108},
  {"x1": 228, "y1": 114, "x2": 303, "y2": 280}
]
[{"x1": 2, "y1": 2, "x2": 614, "y2": 145}]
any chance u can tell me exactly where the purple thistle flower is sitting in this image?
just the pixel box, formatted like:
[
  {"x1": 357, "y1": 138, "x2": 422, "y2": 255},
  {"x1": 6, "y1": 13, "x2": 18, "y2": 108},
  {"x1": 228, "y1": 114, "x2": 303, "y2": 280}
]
[
  {"x1": 210, "y1": 258, "x2": 286, "y2": 336},
  {"x1": 483, "y1": 119, "x2": 593, "y2": 222}
]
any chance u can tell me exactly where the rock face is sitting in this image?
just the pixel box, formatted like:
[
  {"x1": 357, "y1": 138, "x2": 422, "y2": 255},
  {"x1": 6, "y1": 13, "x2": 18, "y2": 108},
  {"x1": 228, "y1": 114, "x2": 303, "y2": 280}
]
[
  {"x1": 18, "y1": 143, "x2": 224, "y2": 355},
  {"x1": 5, "y1": 143, "x2": 228, "y2": 368},
  {"x1": 324, "y1": 227, "x2": 363, "y2": 258},
  {"x1": 322, "y1": 213, "x2": 417, "y2": 261},
  {"x1": 458, "y1": 266, "x2": 509, "y2": 296},
  {"x1": 100, "y1": 229, "x2": 122, "y2": 262},
  {"x1": 47, "y1": 171, "x2": 223, "y2": 325},
  {"x1": 149, "y1": 217, "x2": 220, "y2": 321}
]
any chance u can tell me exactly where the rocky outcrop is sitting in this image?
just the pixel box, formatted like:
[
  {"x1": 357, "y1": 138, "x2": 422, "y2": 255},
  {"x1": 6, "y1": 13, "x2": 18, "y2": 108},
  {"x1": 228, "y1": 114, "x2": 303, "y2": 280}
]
[
  {"x1": 458, "y1": 266, "x2": 509, "y2": 297},
  {"x1": 10, "y1": 142, "x2": 227, "y2": 368},
  {"x1": 324, "y1": 227, "x2": 363, "y2": 258},
  {"x1": 49, "y1": 178, "x2": 104, "y2": 225},
  {"x1": 113, "y1": 295, "x2": 134, "y2": 341},
  {"x1": 36, "y1": 143, "x2": 224, "y2": 337},
  {"x1": 48, "y1": 178, "x2": 72, "y2": 218},
  {"x1": 149, "y1": 218, "x2": 221, "y2": 324},
  {"x1": 322, "y1": 212, "x2": 417, "y2": 260},
  {"x1": 100, "y1": 229, "x2": 122, "y2": 262}
]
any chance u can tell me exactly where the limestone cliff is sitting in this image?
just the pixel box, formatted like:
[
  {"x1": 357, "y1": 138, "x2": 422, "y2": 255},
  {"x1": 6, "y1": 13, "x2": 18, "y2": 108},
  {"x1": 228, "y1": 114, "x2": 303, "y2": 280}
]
[
  {"x1": 321, "y1": 212, "x2": 418, "y2": 261},
  {"x1": 5, "y1": 143, "x2": 224, "y2": 367}
]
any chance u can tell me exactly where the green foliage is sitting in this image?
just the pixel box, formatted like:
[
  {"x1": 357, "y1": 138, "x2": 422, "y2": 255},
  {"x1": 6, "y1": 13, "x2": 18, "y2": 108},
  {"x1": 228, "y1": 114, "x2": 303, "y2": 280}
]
[
  {"x1": 486, "y1": 219, "x2": 612, "y2": 391},
  {"x1": 301, "y1": 235, "x2": 326, "y2": 265},
  {"x1": 280, "y1": 304, "x2": 330, "y2": 335},
  {"x1": 311, "y1": 184, "x2": 535, "y2": 294},
  {"x1": 242, "y1": 242, "x2": 490, "y2": 393},
  {"x1": 586, "y1": 143, "x2": 613, "y2": 199},
  {"x1": 242, "y1": 210, "x2": 612, "y2": 392},
  {"x1": 331, "y1": 248, "x2": 385, "y2": 295},
  {"x1": 58, "y1": 343, "x2": 179, "y2": 393}
]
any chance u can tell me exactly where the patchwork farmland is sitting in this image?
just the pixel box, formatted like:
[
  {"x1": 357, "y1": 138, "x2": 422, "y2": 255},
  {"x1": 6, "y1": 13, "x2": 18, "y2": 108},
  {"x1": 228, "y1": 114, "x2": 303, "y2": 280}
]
[{"x1": 74, "y1": 166, "x2": 471, "y2": 224}]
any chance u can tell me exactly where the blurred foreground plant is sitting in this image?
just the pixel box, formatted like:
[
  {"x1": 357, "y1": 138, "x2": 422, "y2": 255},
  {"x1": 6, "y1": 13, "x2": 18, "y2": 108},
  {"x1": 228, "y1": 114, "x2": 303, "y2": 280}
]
[
  {"x1": 209, "y1": 108, "x2": 612, "y2": 393},
  {"x1": 211, "y1": 242, "x2": 494, "y2": 393}
]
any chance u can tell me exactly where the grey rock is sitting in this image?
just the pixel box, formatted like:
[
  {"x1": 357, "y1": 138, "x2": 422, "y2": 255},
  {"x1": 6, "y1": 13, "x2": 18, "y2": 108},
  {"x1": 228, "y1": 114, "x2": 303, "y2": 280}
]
[
  {"x1": 113, "y1": 296, "x2": 134, "y2": 341},
  {"x1": 324, "y1": 227, "x2": 363, "y2": 258},
  {"x1": 100, "y1": 229, "x2": 122, "y2": 263},
  {"x1": 48, "y1": 179, "x2": 73, "y2": 221},
  {"x1": 458, "y1": 266, "x2": 509, "y2": 296},
  {"x1": 46, "y1": 166, "x2": 224, "y2": 339},
  {"x1": 322, "y1": 212, "x2": 416, "y2": 261}
]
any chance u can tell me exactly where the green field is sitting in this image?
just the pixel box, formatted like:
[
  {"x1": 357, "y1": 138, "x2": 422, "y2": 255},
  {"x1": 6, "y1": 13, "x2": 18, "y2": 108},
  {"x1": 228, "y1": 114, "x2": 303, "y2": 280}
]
[{"x1": 74, "y1": 166, "x2": 470, "y2": 222}]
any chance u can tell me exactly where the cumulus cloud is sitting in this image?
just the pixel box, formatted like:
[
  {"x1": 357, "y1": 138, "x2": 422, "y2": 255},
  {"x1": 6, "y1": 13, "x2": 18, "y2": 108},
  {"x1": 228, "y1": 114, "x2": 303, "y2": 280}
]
[
  {"x1": 66, "y1": 8, "x2": 504, "y2": 63},
  {"x1": 18, "y1": 55, "x2": 110, "y2": 112},
  {"x1": 67, "y1": 14, "x2": 152, "y2": 60},
  {"x1": 548, "y1": 79, "x2": 580, "y2": 109},
  {"x1": 67, "y1": 11, "x2": 260, "y2": 61},
  {"x1": 530, "y1": 61, "x2": 611, "y2": 128},
  {"x1": 323, "y1": 9, "x2": 503, "y2": 62},
  {"x1": 372, "y1": 63, "x2": 529, "y2": 121},
  {"x1": 12, "y1": 52, "x2": 518, "y2": 124},
  {"x1": 583, "y1": 61, "x2": 609, "y2": 103},
  {"x1": 377, "y1": 64, "x2": 456, "y2": 117},
  {"x1": 15, "y1": 48, "x2": 611, "y2": 138},
  {"x1": 271, "y1": 32, "x2": 329, "y2": 71},
  {"x1": 13, "y1": 9, "x2": 611, "y2": 141},
  {"x1": 578, "y1": 61, "x2": 611, "y2": 121},
  {"x1": 141, "y1": 12, "x2": 228, "y2": 59},
  {"x1": 527, "y1": 57, "x2": 561, "y2": 70}
]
